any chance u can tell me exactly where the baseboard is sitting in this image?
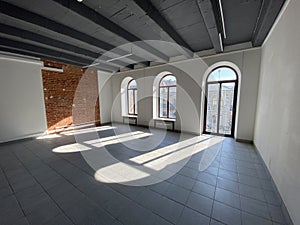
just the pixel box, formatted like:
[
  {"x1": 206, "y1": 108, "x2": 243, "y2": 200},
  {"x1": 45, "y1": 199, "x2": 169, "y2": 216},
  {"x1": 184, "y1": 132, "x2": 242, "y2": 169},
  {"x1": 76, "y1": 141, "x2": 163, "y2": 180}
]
[
  {"x1": 100, "y1": 122, "x2": 112, "y2": 126},
  {"x1": 111, "y1": 121, "x2": 184, "y2": 133},
  {"x1": 0, "y1": 132, "x2": 45, "y2": 145},
  {"x1": 253, "y1": 144, "x2": 294, "y2": 225},
  {"x1": 235, "y1": 138, "x2": 253, "y2": 144}
]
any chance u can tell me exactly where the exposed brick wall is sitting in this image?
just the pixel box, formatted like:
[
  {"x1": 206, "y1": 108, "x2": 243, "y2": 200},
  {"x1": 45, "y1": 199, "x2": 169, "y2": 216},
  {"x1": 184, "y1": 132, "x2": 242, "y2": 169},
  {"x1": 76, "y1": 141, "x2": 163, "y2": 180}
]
[{"x1": 41, "y1": 60, "x2": 100, "y2": 131}]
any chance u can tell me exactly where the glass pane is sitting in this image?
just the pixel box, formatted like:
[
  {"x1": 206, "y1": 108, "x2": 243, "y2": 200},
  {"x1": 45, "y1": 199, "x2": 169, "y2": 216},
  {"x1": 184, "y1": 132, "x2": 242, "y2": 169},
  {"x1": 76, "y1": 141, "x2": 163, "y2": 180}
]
[
  {"x1": 134, "y1": 90, "x2": 138, "y2": 114},
  {"x1": 159, "y1": 87, "x2": 168, "y2": 117},
  {"x1": 169, "y1": 87, "x2": 176, "y2": 118},
  {"x1": 128, "y1": 80, "x2": 137, "y2": 89},
  {"x1": 128, "y1": 90, "x2": 134, "y2": 114},
  {"x1": 219, "y1": 83, "x2": 235, "y2": 135},
  {"x1": 206, "y1": 84, "x2": 219, "y2": 133},
  {"x1": 208, "y1": 67, "x2": 237, "y2": 82},
  {"x1": 160, "y1": 75, "x2": 176, "y2": 87}
]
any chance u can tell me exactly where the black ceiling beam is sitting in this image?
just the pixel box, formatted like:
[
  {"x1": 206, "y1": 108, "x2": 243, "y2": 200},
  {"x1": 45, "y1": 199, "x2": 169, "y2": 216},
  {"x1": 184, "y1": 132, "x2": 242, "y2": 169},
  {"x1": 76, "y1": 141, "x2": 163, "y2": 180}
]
[
  {"x1": 132, "y1": 0, "x2": 193, "y2": 58},
  {"x1": 0, "y1": 37, "x2": 92, "y2": 65},
  {"x1": 197, "y1": 0, "x2": 223, "y2": 53},
  {"x1": 51, "y1": 0, "x2": 169, "y2": 62},
  {"x1": 0, "y1": 23, "x2": 99, "y2": 59},
  {"x1": 252, "y1": 0, "x2": 285, "y2": 47},
  {"x1": 0, "y1": 23, "x2": 131, "y2": 68},
  {"x1": 0, "y1": 1, "x2": 146, "y2": 67},
  {"x1": 0, "y1": 2, "x2": 114, "y2": 51},
  {"x1": 0, "y1": 37, "x2": 119, "y2": 71},
  {"x1": 0, "y1": 46, "x2": 86, "y2": 67},
  {"x1": 0, "y1": 46, "x2": 113, "y2": 73}
]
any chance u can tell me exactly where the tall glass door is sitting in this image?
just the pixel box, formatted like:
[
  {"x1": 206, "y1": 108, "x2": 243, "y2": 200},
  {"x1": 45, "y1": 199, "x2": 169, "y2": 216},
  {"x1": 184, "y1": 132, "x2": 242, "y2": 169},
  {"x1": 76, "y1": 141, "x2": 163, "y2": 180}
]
[{"x1": 204, "y1": 67, "x2": 238, "y2": 137}]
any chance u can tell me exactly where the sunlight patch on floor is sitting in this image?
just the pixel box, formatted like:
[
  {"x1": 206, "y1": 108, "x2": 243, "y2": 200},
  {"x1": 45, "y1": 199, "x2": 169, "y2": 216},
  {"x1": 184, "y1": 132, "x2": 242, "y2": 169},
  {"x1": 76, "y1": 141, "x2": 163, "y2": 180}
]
[
  {"x1": 94, "y1": 135, "x2": 224, "y2": 185},
  {"x1": 36, "y1": 134, "x2": 61, "y2": 139}
]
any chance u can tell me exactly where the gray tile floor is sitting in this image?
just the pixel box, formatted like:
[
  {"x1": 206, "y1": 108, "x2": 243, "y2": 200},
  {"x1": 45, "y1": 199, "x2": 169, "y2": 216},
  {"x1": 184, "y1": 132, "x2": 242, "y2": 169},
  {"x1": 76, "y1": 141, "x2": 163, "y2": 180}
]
[{"x1": 0, "y1": 125, "x2": 289, "y2": 225}]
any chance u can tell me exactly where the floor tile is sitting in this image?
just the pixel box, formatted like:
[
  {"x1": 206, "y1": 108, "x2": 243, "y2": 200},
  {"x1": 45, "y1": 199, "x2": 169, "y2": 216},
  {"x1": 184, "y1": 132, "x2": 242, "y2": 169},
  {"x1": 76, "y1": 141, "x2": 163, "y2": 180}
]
[
  {"x1": 179, "y1": 167, "x2": 198, "y2": 179},
  {"x1": 212, "y1": 201, "x2": 242, "y2": 225},
  {"x1": 0, "y1": 195, "x2": 24, "y2": 219},
  {"x1": 237, "y1": 166, "x2": 257, "y2": 177},
  {"x1": 204, "y1": 166, "x2": 219, "y2": 176},
  {"x1": 242, "y1": 212, "x2": 272, "y2": 225},
  {"x1": 148, "y1": 181, "x2": 170, "y2": 195},
  {"x1": 238, "y1": 174, "x2": 261, "y2": 188},
  {"x1": 136, "y1": 189, "x2": 184, "y2": 224},
  {"x1": 43, "y1": 213, "x2": 73, "y2": 225},
  {"x1": 239, "y1": 183, "x2": 266, "y2": 201},
  {"x1": 235, "y1": 160, "x2": 255, "y2": 169},
  {"x1": 215, "y1": 187, "x2": 240, "y2": 209},
  {"x1": 26, "y1": 201, "x2": 62, "y2": 225},
  {"x1": 218, "y1": 169, "x2": 238, "y2": 182},
  {"x1": 240, "y1": 196, "x2": 271, "y2": 220},
  {"x1": 219, "y1": 161, "x2": 237, "y2": 172},
  {"x1": 197, "y1": 172, "x2": 217, "y2": 186},
  {"x1": 164, "y1": 183, "x2": 190, "y2": 204},
  {"x1": 193, "y1": 181, "x2": 215, "y2": 199},
  {"x1": 269, "y1": 205, "x2": 287, "y2": 224},
  {"x1": 177, "y1": 207, "x2": 210, "y2": 225},
  {"x1": 65, "y1": 203, "x2": 114, "y2": 225},
  {"x1": 118, "y1": 201, "x2": 164, "y2": 225},
  {"x1": 260, "y1": 179, "x2": 275, "y2": 191},
  {"x1": 0, "y1": 186, "x2": 13, "y2": 199},
  {"x1": 172, "y1": 174, "x2": 195, "y2": 190},
  {"x1": 7, "y1": 217, "x2": 30, "y2": 225},
  {"x1": 210, "y1": 219, "x2": 225, "y2": 225},
  {"x1": 186, "y1": 191, "x2": 213, "y2": 216},
  {"x1": 264, "y1": 190, "x2": 282, "y2": 206},
  {"x1": 216, "y1": 177, "x2": 239, "y2": 194}
]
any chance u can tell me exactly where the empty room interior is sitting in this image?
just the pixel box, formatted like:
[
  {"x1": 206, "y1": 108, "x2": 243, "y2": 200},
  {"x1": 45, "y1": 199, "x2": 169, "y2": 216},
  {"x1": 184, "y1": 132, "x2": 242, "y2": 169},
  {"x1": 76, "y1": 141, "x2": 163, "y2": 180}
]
[{"x1": 0, "y1": 0, "x2": 299, "y2": 225}]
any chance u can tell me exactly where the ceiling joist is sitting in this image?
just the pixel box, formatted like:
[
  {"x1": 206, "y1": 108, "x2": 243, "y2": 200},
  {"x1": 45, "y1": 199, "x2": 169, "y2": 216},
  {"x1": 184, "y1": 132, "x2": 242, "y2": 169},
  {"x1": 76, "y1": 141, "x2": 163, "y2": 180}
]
[
  {"x1": 252, "y1": 0, "x2": 285, "y2": 46},
  {"x1": 0, "y1": 23, "x2": 132, "y2": 68},
  {"x1": 197, "y1": 0, "x2": 223, "y2": 53},
  {"x1": 0, "y1": 37, "x2": 119, "y2": 71},
  {"x1": 51, "y1": 0, "x2": 169, "y2": 62},
  {"x1": 0, "y1": 23, "x2": 99, "y2": 60},
  {"x1": 132, "y1": 0, "x2": 193, "y2": 58},
  {"x1": 0, "y1": 1, "x2": 147, "y2": 67},
  {"x1": 0, "y1": 46, "x2": 85, "y2": 67}
]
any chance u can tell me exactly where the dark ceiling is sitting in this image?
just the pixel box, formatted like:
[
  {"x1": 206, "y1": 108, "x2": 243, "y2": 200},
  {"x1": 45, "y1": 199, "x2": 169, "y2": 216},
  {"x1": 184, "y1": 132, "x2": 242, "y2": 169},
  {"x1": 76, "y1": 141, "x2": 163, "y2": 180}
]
[{"x1": 0, "y1": 0, "x2": 285, "y2": 71}]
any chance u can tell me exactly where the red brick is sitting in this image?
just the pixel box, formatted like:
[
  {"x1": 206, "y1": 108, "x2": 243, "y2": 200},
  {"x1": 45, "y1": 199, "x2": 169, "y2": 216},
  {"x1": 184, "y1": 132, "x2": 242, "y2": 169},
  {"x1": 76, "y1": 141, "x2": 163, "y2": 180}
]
[{"x1": 41, "y1": 60, "x2": 100, "y2": 131}]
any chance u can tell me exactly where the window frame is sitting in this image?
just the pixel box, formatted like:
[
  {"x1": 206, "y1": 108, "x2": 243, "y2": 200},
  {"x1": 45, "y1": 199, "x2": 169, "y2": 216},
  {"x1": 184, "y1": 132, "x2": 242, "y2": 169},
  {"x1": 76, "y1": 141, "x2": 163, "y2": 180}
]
[
  {"x1": 127, "y1": 79, "x2": 138, "y2": 115},
  {"x1": 158, "y1": 75, "x2": 177, "y2": 119},
  {"x1": 203, "y1": 66, "x2": 238, "y2": 137}
]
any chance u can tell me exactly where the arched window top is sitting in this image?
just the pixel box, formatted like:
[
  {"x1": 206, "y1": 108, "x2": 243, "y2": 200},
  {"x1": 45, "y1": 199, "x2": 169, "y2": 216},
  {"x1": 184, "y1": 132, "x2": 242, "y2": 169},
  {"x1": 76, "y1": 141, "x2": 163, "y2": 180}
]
[
  {"x1": 128, "y1": 79, "x2": 137, "y2": 89},
  {"x1": 207, "y1": 67, "x2": 237, "y2": 82},
  {"x1": 160, "y1": 75, "x2": 176, "y2": 87}
]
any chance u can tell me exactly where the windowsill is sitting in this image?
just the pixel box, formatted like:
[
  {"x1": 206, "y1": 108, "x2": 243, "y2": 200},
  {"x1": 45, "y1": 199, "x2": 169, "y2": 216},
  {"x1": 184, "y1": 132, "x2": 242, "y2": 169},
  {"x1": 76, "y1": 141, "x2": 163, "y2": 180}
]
[
  {"x1": 122, "y1": 115, "x2": 138, "y2": 118},
  {"x1": 122, "y1": 115, "x2": 138, "y2": 126},
  {"x1": 154, "y1": 117, "x2": 176, "y2": 122}
]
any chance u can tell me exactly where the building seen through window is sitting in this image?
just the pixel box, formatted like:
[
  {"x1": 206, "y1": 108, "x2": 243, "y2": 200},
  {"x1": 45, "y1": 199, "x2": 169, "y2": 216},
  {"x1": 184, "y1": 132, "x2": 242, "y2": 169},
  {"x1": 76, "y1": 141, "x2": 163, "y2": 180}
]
[
  {"x1": 159, "y1": 75, "x2": 176, "y2": 119},
  {"x1": 127, "y1": 79, "x2": 137, "y2": 115}
]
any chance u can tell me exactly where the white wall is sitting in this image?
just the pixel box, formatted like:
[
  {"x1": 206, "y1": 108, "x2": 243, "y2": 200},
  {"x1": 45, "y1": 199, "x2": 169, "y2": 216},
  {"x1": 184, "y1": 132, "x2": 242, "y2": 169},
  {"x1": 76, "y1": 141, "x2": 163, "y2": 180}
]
[
  {"x1": 97, "y1": 71, "x2": 113, "y2": 124},
  {"x1": 0, "y1": 55, "x2": 47, "y2": 142},
  {"x1": 103, "y1": 48, "x2": 261, "y2": 139},
  {"x1": 110, "y1": 65, "x2": 202, "y2": 133},
  {"x1": 254, "y1": 0, "x2": 300, "y2": 224}
]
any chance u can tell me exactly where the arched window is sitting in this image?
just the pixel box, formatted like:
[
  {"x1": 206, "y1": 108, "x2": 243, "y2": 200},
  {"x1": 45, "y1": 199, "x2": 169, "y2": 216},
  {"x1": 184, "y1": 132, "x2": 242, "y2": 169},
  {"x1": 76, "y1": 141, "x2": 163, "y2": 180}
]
[
  {"x1": 159, "y1": 75, "x2": 176, "y2": 118},
  {"x1": 204, "y1": 67, "x2": 238, "y2": 136},
  {"x1": 127, "y1": 79, "x2": 137, "y2": 115}
]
